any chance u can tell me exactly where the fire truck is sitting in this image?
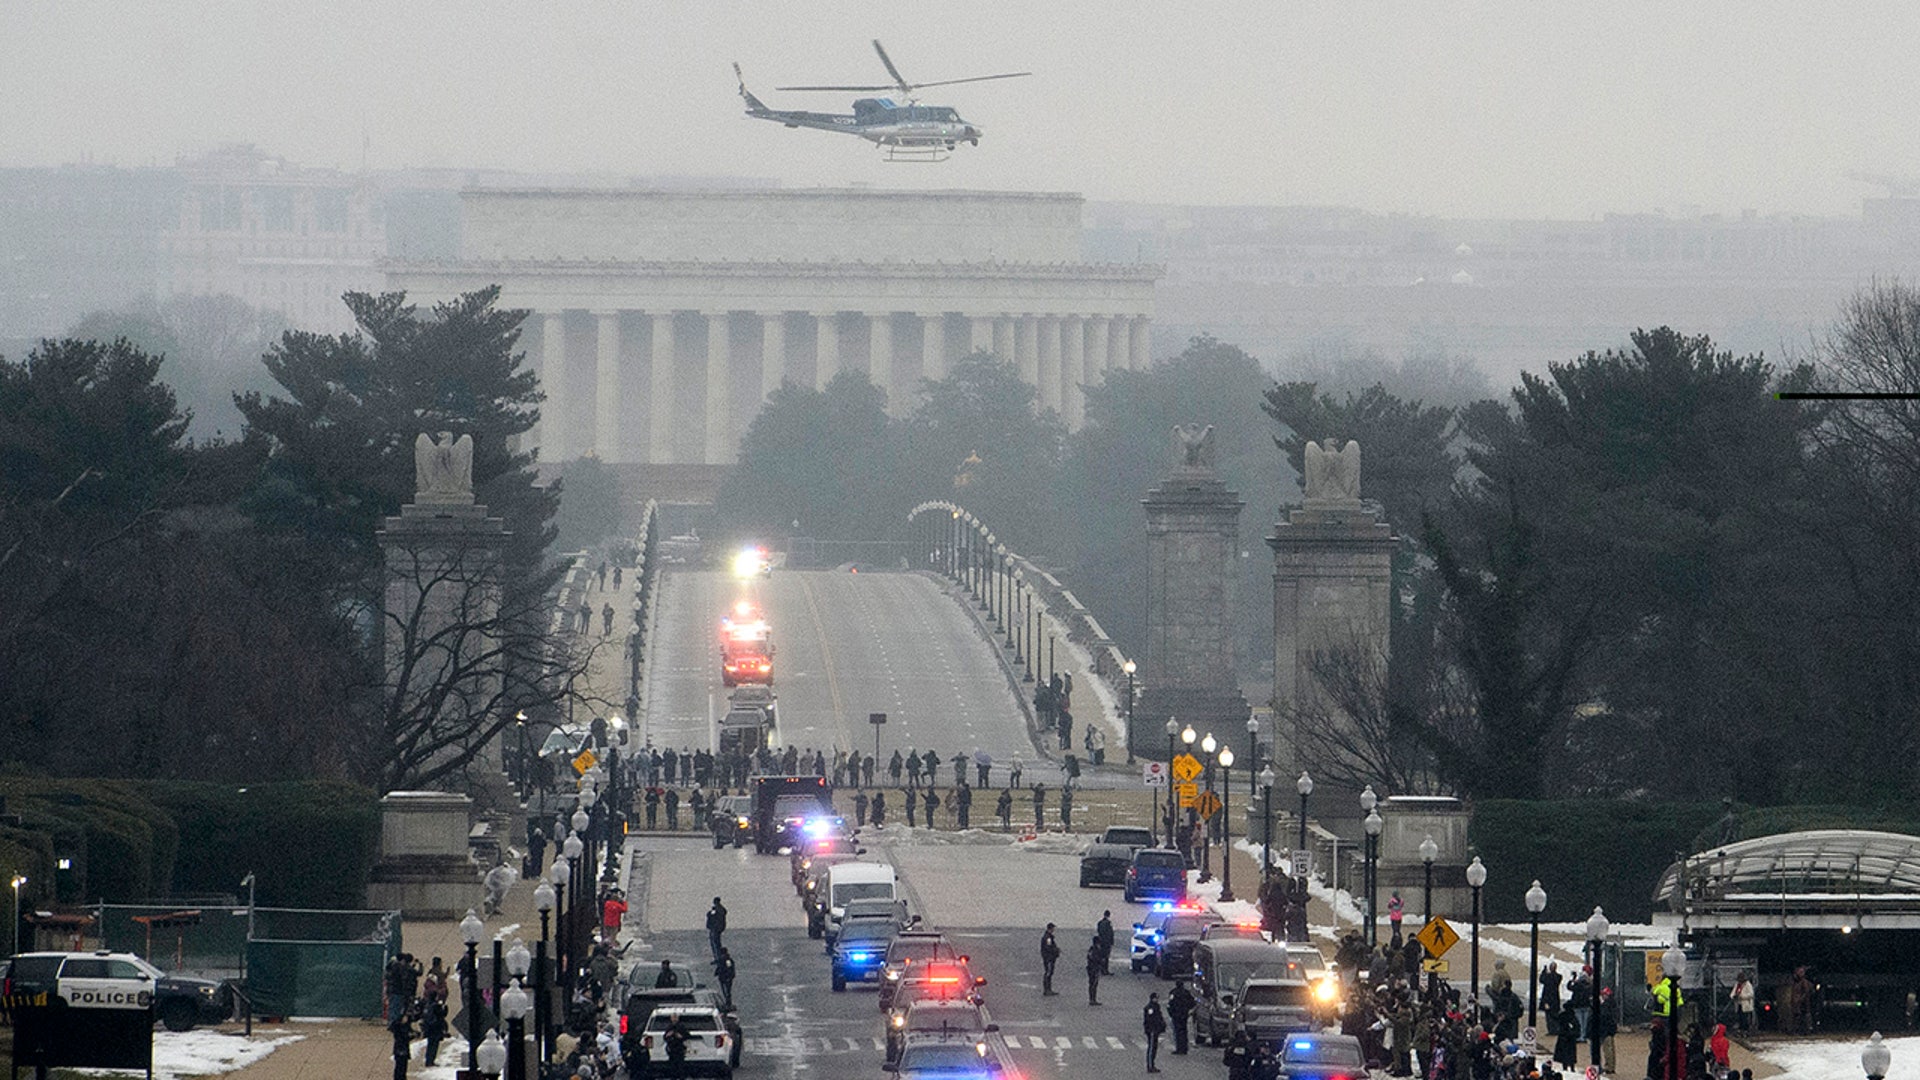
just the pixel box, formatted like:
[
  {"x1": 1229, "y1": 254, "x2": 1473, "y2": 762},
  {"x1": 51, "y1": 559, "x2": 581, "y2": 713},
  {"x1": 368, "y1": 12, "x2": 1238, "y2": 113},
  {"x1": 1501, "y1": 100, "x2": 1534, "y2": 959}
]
[{"x1": 720, "y1": 603, "x2": 773, "y2": 687}]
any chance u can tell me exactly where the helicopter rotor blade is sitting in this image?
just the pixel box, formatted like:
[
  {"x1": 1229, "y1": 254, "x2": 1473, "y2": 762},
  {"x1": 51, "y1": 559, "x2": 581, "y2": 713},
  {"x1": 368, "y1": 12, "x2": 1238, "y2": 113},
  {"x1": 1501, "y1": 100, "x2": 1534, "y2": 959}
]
[
  {"x1": 872, "y1": 39, "x2": 911, "y2": 96},
  {"x1": 900, "y1": 72, "x2": 1032, "y2": 91},
  {"x1": 774, "y1": 84, "x2": 895, "y2": 92}
]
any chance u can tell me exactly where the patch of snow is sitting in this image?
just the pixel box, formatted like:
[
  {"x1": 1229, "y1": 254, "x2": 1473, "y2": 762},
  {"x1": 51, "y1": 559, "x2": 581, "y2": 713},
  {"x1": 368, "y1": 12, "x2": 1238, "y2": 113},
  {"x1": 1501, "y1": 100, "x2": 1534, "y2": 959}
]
[
  {"x1": 76, "y1": 1028, "x2": 303, "y2": 1079},
  {"x1": 1755, "y1": 1034, "x2": 1920, "y2": 1080}
]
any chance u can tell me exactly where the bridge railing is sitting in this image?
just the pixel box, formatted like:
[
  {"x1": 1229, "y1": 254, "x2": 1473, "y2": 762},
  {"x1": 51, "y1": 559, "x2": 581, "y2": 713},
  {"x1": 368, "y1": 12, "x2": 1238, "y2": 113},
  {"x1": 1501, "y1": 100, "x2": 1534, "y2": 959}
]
[{"x1": 905, "y1": 501, "x2": 1139, "y2": 759}]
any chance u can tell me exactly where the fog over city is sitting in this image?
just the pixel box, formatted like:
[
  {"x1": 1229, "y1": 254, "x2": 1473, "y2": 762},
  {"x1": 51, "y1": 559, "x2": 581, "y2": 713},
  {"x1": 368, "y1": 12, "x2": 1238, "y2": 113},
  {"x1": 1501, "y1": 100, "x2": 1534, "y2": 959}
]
[{"x1": 5, "y1": 0, "x2": 1917, "y2": 217}]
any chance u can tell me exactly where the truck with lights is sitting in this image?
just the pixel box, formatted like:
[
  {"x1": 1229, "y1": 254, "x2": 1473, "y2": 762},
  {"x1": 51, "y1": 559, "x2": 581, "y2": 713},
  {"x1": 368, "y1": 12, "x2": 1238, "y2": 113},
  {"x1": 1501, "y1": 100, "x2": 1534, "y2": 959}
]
[{"x1": 719, "y1": 604, "x2": 773, "y2": 687}]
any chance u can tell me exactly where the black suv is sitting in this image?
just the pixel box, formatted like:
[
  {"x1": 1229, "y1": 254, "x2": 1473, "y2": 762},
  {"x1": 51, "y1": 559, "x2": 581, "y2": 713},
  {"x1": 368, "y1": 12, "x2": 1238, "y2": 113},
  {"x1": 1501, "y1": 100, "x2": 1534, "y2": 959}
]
[{"x1": 1, "y1": 951, "x2": 232, "y2": 1032}]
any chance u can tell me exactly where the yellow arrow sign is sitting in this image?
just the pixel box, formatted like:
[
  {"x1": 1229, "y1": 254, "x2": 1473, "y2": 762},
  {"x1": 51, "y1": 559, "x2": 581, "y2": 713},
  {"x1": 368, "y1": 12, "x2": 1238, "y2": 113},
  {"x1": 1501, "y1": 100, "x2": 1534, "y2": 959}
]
[
  {"x1": 572, "y1": 749, "x2": 599, "y2": 775},
  {"x1": 1171, "y1": 754, "x2": 1204, "y2": 783},
  {"x1": 1194, "y1": 791, "x2": 1224, "y2": 820},
  {"x1": 1422, "y1": 958, "x2": 1450, "y2": 974},
  {"x1": 1415, "y1": 916, "x2": 1460, "y2": 958},
  {"x1": 1175, "y1": 781, "x2": 1199, "y2": 808}
]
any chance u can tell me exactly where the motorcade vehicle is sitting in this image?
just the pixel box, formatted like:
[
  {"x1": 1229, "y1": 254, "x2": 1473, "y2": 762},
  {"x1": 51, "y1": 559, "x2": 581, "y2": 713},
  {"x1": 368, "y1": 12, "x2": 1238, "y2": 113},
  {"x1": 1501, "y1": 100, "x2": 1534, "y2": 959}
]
[
  {"x1": 1151, "y1": 908, "x2": 1226, "y2": 978},
  {"x1": 884, "y1": 1029, "x2": 1011, "y2": 1077},
  {"x1": 1078, "y1": 842, "x2": 1134, "y2": 888},
  {"x1": 708, "y1": 794, "x2": 753, "y2": 849},
  {"x1": 633, "y1": 1004, "x2": 735, "y2": 1077},
  {"x1": 1277, "y1": 1032, "x2": 1367, "y2": 1080},
  {"x1": 793, "y1": 846, "x2": 858, "y2": 894},
  {"x1": 1098, "y1": 825, "x2": 1157, "y2": 851},
  {"x1": 749, "y1": 775, "x2": 835, "y2": 854},
  {"x1": 1231, "y1": 978, "x2": 1320, "y2": 1048},
  {"x1": 879, "y1": 931, "x2": 961, "y2": 1010},
  {"x1": 0, "y1": 950, "x2": 230, "y2": 1032},
  {"x1": 830, "y1": 919, "x2": 895, "y2": 991},
  {"x1": 885, "y1": 997, "x2": 995, "y2": 1066},
  {"x1": 1200, "y1": 921, "x2": 1272, "y2": 944},
  {"x1": 719, "y1": 606, "x2": 773, "y2": 687},
  {"x1": 888, "y1": 959, "x2": 986, "y2": 1014},
  {"x1": 621, "y1": 988, "x2": 743, "y2": 1069},
  {"x1": 718, "y1": 685, "x2": 776, "y2": 757},
  {"x1": 1123, "y1": 847, "x2": 1189, "y2": 902},
  {"x1": 1191, "y1": 938, "x2": 1302, "y2": 1045},
  {"x1": 801, "y1": 853, "x2": 862, "y2": 938},
  {"x1": 829, "y1": 898, "x2": 912, "y2": 945},
  {"x1": 825, "y1": 861, "x2": 898, "y2": 938}
]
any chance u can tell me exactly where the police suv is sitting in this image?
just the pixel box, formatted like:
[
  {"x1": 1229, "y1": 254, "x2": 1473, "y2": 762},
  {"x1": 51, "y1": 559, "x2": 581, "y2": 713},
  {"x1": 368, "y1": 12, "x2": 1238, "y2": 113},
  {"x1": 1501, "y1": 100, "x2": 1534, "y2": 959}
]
[{"x1": 0, "y1": 950, "x2": 232, "y2": 1031}]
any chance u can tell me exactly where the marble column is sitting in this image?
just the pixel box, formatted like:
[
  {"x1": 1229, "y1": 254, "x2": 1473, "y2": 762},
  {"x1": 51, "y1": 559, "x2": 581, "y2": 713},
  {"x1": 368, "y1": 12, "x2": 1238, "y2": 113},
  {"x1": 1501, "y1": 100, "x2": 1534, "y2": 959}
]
[
  {"x1": 593, "y1": 310, "x2": 622, "y2": 461},
  {"x1": 1086, "y1": 316, "x2": 1111, "y2": 389},
  {"x1": 868, "y1": 312, "x2": 894, "y2": 407},
  {"x1": 1015, "y1": 315, "x2": 1039, "y2": 388},
  {"x1": 759, "y1": 312, "x2": 786, "y2": 399},
  {"x1": 1062, "y1": 315, "x2": 1087, "y2": 429},
  {"x1": 920, "y1": 313, "x2": 948, "y2": 382},
  {"x1": 1108, "y1": 315, "x2": 1129, "y2": 373},
  {"x1": 1130, "y1": 316, "x2": 1153, "y2": 370},
  {"x1": 813, "y1": 312, "x2": 839, "y2": 390},
  {"x1": 704, "y1": 311, "x2": 731, "y2": 465},
  {"x1": 993, "y1": 317, "x2": 1017, "y2": 366},
  {"x1": 969, "y1": 316, "x2": 995, "y2": 356},
  {"x1": 648, "y1": 313, "x2": 676, "y2": 463},
  {"x1": 540, "y1": 311, "x2": 568, "y2": 461},
  {"x1": 1038, "y1": 315, "x2": 1063, "y2": 414}
]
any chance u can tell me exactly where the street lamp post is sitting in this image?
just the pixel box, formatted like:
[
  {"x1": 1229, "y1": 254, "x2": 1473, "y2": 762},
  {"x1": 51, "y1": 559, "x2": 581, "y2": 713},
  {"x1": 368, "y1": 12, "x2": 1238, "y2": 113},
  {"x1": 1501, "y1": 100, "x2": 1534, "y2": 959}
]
[
  {"x1": 1662, "y1": 944, "x2": 1686, "y2": 1080},
  {"x1": 515, "y1": 711, "x2": 529, "y2": 795},
  {"x1": 1419, "y1": 834, "x2": 1438, "y2": 1000},
  {"x1": 491, "y1": 934, "x2": 505, "y2": 1041},
  {"x1": 1586, "y1": 907, "x2": 1610, "y2": 1073},
  {"x1": 550, "y1": 855, "x2": 571, "y2": 1008},
  {"x1": 504, "y1": 939, "x2": 530, "y2": 1080},
  {"x1": 1295, "y1": 772, "x2": 1314, "y2": 884},
  {"x1": 1164, "y1": 719, "x2": 1180, "y2": 848},
  {"x1": 1198, "y1": 733, "x2": 1218, "y2": 884},
  {"x1": 1218, "y1": 747, "x2": 1236, "y2": 903},
  {"x1": 478, "y1": 1029, "x2": 507, "y2": 1079},
  {"x1": 1864, "y1": 1032, "x2": 1892, "y2": 1080},
  {"x1": 1466, "y1": 856, "x2": 1487, "y2": 1015},
  {"x1": 533, "y1": 880, "x2": 555, "y2": 1062},
  {"x1": 460, "y1": 909, "x2": 485, "y2": 1072},
  {"x1": 1363, "y1": 804, "x2": 1383, "y2": 948},
  {"x1": 1526, "y1": 879, "x2": 1548, "y2": 1028},
  {"x1": 1123, "y1": 661, "x2": 1137, "y2": 764},
  {"x1": 1258, "y1": 767, "x2": 1277, "y2": 876},
  {"x1": 1245, "y1": 716, "x2": 1261, "y2": 863},
  {"x1": 8, "y1": 874, "x2": 24, "y2": 958}
]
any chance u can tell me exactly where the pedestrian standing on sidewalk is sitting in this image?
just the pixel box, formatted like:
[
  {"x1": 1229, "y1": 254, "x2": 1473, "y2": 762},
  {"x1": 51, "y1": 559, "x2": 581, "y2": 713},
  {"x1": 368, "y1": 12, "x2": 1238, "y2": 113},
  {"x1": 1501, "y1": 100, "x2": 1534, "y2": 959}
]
[
  {"x1": 854, "y1": 790, "x2": 870, "y2": 826},
  {"x1": 996, "y1": 788, "x2": 1013, "y2": 831},
  {"x1": 1033, "y1": 783, "x2": 1047, "y2": 829},
  {"x1": 1009, "y1": 756, "x2": 1023, "y2": 789},
  {"x1": 923, "y1": 788, "x2": 940, "y2": 828},
  {"x1": 1061, "y1": 786, "x2": 1075, "y2": 831},
  {"x1": 713, "y1": 948, "x2": 736, "y2": 1010},
  {"x1": 1086, "y1": 936, "x2": 1104, "y2": 1005},
  {"x1": 955, "y1": 782, "x2": 972, "y2": 829},
  {"x1": 1096, "y1": 911, "x2": 1115, "y2": 974},
  {"x1": 664, "y1": 788, "x2": 679, "y2": 830},
  {"x1": 390, "y1": 1004, "x2": 416, "y2": 1080},
  {"x1": 1040, "y1": 923, "x2": 1061, "y2": 996},
  {"x1": 1143, "y1": 992, "x2": 1167, "y2": 1072},
  {"x1": 905, "y1": 787, "x2": 919, "y2": 828},
  {"x1": 871, "y1": 791, "x2": 887, "y2": 827}
]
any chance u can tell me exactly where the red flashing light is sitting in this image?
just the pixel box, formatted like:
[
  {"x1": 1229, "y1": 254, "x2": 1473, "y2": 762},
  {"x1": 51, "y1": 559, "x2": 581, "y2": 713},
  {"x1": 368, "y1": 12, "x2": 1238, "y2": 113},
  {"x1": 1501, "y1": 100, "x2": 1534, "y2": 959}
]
[{"x1": 619, "y1": 1015, "x2": 628, "y2": 1034}]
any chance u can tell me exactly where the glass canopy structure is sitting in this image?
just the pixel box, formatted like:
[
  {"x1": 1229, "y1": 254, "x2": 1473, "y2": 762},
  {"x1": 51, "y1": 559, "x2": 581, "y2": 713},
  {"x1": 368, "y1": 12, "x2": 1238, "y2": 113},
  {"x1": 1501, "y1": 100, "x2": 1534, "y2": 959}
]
[{"x1": 1656, "y1": 830, "x2": 1920, "y2": 928}]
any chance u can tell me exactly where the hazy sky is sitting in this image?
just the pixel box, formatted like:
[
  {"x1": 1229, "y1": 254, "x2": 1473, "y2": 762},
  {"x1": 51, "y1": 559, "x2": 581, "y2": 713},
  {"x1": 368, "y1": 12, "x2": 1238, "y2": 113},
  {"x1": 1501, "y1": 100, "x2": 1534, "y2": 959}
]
[{"x1": 4, "y1": 1, "x2": 1915, "y2": 218}]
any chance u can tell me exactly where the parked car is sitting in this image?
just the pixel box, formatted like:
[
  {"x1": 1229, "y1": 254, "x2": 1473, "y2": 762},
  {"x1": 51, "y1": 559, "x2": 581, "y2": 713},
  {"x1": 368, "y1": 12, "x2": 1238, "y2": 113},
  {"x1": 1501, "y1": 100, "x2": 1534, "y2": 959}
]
[
  {"x1": 1079, "y1": 843, "x2": 1134, "y2": 888},
  {"x1": 0, "y1": 950, "x2": 231, "y2": 1032}
]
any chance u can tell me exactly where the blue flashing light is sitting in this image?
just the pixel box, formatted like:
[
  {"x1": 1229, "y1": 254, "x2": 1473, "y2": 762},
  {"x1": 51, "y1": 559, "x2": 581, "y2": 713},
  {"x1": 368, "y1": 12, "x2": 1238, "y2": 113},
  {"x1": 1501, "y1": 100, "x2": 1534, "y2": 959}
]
[
  {"x1": 805, "y1": 818, "x2": 834, "y2": 837},
  {"x1": 849, "y1": 951, "x2": 873, "y2": 962},
  {"x1": 1292, "y1": 1040, "x2": 1315, "y2": 1052},
  {"x1": 1150, "y1": 902, "x2": 1175, "y2": 912}
]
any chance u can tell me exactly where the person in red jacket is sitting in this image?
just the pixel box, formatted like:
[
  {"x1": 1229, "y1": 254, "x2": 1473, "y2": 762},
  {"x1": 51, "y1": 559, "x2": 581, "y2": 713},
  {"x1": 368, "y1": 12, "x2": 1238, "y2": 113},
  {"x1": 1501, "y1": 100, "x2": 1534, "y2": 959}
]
[
  {"x1": 601, "y1": 890, "x2": 628, "y2": 936},
  {"x1": 1709, "y1": 1023, "x2": 1731, "y2": 1076}
]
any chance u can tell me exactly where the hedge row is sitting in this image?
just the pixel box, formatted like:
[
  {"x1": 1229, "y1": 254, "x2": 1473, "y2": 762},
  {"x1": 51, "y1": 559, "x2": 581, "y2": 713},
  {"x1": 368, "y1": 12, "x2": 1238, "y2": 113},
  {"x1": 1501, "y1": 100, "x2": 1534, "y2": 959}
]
[
  {"x1": 0, "y1": 778, "x2": 379, "y2": 912},
  {"x1": 1468, "y1": 800, "x2": 1920, "y2": 923}
]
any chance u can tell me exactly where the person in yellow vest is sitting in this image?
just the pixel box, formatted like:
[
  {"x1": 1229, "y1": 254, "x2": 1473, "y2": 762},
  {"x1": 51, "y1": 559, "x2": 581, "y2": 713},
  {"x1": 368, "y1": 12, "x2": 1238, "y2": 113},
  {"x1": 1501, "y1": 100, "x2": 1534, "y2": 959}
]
[{"x1": 1651, "y1": 974, "x2": 1684, "y2": 1019}]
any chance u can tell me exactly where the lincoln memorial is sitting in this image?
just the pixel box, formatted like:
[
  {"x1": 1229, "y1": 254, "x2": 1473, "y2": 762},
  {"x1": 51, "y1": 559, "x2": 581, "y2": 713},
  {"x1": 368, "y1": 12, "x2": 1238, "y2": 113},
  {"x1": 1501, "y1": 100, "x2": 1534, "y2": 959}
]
[{"x1": 384, "y1": 187, "x2": 1162, "y2": 465}]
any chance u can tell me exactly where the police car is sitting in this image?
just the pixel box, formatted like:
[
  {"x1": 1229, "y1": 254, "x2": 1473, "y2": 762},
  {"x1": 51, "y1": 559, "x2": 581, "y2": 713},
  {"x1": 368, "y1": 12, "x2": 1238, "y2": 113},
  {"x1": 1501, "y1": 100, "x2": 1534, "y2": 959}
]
[
  {"x1": 0, "y1": 950, "x2": 231, "y2": 1031},
  {"x1": 1128, "y1": 902, "x2": 1222, "y2": 975}
]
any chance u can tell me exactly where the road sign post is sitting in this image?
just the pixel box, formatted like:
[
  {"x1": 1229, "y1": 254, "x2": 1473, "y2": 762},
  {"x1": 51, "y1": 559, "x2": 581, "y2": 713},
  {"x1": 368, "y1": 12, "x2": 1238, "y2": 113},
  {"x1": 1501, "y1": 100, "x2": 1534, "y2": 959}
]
[
  {"x1": 1142, "y1": 761, "x2": 1168, "y2": 787},
  {"x1": 869, "y1": 712, "x2": 886, "y2": 765}
]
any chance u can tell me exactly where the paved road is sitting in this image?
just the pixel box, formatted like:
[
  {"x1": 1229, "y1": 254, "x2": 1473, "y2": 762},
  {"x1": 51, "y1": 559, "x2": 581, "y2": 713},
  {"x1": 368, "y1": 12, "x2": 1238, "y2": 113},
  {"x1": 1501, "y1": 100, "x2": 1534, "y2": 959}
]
[
  {"x1": 622, "y1": 833, "x2": 1219, "y2": 1080},
  {"x1": 645, "y1": 568, "x2": 1065, "y2": 781}
]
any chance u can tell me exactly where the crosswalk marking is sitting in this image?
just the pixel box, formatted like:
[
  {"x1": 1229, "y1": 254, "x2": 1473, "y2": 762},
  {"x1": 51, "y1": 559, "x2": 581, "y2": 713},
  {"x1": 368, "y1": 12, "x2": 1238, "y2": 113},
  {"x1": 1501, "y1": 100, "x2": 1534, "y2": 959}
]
[
  {"x1": 1055, "y1": 1036, "x2": 1072, "y2": 1049},
  {"x1": 1107, "y1": 1036, "x2": 1126, "y2": 1050},
  {"x1": 1083, "y1": 1036, "x2": 1098, "y2": 1048}
]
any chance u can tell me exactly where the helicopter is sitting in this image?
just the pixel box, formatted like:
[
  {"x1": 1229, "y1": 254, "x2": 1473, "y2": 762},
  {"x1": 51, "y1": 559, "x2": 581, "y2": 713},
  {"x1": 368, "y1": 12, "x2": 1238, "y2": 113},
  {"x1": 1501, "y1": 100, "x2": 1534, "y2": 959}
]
[{"x1": 734, "y1": 40, "x2": 1029, "y2": 162}]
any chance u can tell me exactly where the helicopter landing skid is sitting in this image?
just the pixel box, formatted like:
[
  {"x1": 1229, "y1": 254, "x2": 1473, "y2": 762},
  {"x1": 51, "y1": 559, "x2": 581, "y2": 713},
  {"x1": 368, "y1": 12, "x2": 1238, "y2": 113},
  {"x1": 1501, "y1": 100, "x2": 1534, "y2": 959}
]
[{"x1": 882, "y1": 144, "x2": 952, "y2": 163}]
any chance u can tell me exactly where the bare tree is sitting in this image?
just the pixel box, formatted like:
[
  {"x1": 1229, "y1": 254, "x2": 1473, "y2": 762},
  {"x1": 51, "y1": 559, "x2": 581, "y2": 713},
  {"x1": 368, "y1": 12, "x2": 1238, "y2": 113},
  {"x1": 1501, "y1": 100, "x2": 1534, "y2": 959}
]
[
  {"x1": 1278, "y1": 630, "x2": 1456, "y2": 795},
  {"x1": 377, "y1": 537, "x2": 601, "y2": 791}
]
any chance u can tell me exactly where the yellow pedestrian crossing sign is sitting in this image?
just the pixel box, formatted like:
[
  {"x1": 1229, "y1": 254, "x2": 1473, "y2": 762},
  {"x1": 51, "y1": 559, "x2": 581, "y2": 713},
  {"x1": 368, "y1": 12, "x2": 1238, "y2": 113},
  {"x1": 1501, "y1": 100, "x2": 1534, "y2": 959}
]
[
  {"x1": 572, "y1": 749, "x2": 598, "y2": 775},
  {"x1": 1171, "y1": 754, "x2": 1204, "y2": 783},
  {"x1": 1415, "y1": 916, "x2": 1460, "y2": 958}
]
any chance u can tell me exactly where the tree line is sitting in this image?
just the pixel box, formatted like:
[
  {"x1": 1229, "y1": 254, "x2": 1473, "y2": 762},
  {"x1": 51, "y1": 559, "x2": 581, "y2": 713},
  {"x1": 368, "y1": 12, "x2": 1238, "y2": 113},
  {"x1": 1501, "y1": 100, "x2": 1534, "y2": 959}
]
[
  {"x1": 1, "y1": 287, "x2": 594, "y2": 789},
  {"x1": 718, "y1": 285, "x2": 1920, "y2": 806}
]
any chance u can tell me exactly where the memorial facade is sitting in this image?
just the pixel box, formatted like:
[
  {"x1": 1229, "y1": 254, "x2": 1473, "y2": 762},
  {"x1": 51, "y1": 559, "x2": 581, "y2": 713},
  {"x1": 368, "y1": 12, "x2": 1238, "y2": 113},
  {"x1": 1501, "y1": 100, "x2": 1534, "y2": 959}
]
[{"x1": 385, "y1": 187, "x2": 1162, "y2": 465}]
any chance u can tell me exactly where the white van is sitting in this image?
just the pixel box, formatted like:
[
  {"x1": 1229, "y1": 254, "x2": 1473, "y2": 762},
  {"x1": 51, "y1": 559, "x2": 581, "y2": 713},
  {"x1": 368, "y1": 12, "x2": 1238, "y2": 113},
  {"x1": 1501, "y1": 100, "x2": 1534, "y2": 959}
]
[{"x1": 825, "y1": 861, "x2": 898, "y2": 937}]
